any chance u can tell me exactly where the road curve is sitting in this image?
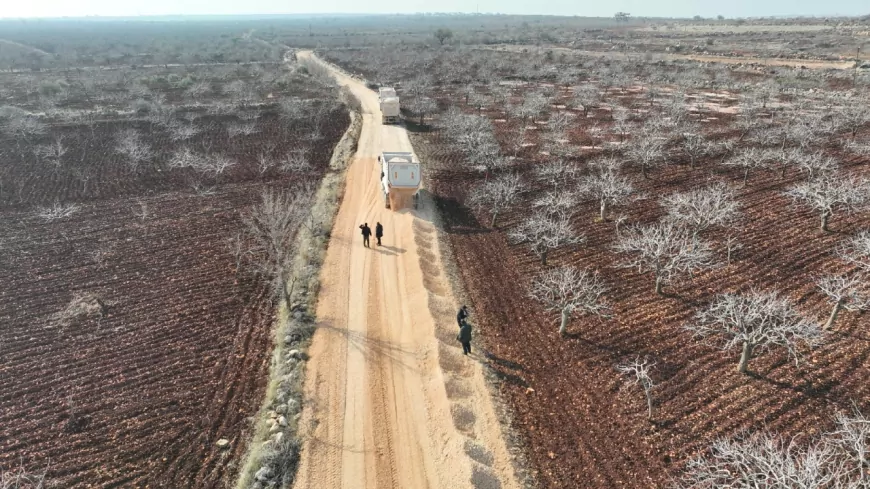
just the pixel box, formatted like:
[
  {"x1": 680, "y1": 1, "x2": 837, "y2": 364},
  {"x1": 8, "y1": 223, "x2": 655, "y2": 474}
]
[{"x1": 292, "y1": 51, "x2": 520, "y2": 489}]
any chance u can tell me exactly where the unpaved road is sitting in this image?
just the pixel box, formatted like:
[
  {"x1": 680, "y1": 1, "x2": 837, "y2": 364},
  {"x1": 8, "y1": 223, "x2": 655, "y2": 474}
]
[{"x1": 293, "y1": 51, "x2": 519, "y2": 489}]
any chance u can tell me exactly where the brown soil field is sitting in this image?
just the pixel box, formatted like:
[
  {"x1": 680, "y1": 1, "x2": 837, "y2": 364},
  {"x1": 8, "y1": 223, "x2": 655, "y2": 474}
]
[
  {"x1": 410, "y1": 101, "x2": 870, "y2": 486},
  {"x1": 0, "y1": 73, "x2": 349, "y2": 486}
]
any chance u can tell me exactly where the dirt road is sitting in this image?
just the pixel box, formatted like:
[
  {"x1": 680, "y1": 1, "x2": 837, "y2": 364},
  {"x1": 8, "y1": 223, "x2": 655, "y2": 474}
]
[{"x1": 293, "y1": 52, "x2": 519, "y2": 489}]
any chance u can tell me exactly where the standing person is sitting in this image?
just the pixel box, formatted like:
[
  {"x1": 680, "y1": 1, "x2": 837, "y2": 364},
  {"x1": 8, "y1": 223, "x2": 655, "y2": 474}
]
[
  {"x1": 457, "y1": 320, "x2": 472, "y2": 355},
  {"x1": 375, "y1": 222, "x2": 384, "y2": 246},
  {"x1": 360, "y1": 223, "x2": 372, "y2": 248},
  {"x1": 456, "y1": 305, "x2": 469, "y2": 328}
]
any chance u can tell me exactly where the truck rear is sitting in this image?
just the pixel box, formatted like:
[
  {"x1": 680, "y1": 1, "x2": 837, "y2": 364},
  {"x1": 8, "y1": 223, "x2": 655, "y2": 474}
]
[
  {"x1": 378, "y1": 87, "x2": 400, "y2": 124},
  {"x1": 379, "y1": 152, "x2": 421, "y2": 210}
]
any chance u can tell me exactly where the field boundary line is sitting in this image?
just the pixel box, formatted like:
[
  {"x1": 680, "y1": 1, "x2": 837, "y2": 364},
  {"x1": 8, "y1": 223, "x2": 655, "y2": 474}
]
[{"x1": 234, "y1": 103, "x2": 362, "y2": 489}]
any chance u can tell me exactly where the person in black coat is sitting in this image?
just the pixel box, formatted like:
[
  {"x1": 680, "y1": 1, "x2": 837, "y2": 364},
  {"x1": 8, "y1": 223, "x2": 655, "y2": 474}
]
[
  {"x1": 457, "y1": 321, "x2": 472, "y2": 355},
  {"x1": 360, "y1": 223, "x2": 372, "y2": 248},
  {"x1": 375, "y1": 222, "x2": 384, "y2": 246},
  {"x1": 457, "y1": 305, "x2": 469, "y2": 328}
]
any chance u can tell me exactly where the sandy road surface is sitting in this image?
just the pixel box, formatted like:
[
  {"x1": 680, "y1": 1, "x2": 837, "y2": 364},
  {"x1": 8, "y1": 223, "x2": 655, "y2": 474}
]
[{"x1": 293, "y1": 51, "x2": 519, "y2": 489}]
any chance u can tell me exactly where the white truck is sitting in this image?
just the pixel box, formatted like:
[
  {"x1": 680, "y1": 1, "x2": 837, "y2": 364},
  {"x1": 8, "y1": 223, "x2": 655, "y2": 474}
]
[
  {"x1": 378, "y1": 87, "x2": 400, "y2": 125},
  {"x1": 378, "y1": 151, "x2": 421, "y2": 210}
]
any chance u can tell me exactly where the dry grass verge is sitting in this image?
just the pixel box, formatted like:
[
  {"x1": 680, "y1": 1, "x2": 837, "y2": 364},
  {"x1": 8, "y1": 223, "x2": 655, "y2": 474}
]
[{"x1": 234, "y1": 107, "x2": 361, "y2": 489}]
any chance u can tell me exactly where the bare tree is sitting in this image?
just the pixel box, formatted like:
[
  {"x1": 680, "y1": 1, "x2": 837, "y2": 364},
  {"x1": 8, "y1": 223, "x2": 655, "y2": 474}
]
[
  {"x1": 662, "y1": 183, "x2": 740, "y2": 241},
  {"x1": 679, "y1": 132, "x2": 713, "y2": 169},
  {"x1": 839, "y1": 104, "x2": 870, "y2": 139},
  {"x1": 528, "y1": 266, "x2": 610, "y2": 335},
  {"x1": 282, "y1": 148, "x2": 311, "y2": 173},
  {"x1": 572, "y1": 85, "x2": 599, "y2": 118},
  {"x1": 788, "y1": 150, "x2": 840, "y2": 180},
  {"x1": 467, "y1": 173, "x2": 522, "y2": 228},
  {"x1": 839, "y1": 230, "x2": 870, "y2": 272},
  {"x1": 533, "y1": 159, "x2": 580, "y2": 189},
  {"x1": 678, "y1": 430, "x2": 853, "y2": 489},
  {"x1": 817, "y1": 273, "x2": 870, "y2": 330},
  {"x1": 508, "y1": 210, "x2": 583, "y2": 266},
  {"x1": 36, "y1": 136, "x2": 67, "y2": 170},
  {"x1": 615, "y1": 221, "x2": 714, "y2": 295},
  {"x1": 625, "y1": 135, "x2": 664, "y2": 179},
  {"x1": 831, "y1": 408, "x2": 870, "y2": 471},
  {"x1": 685, "y1": 290, "x2": 823, "y2": 373},
  {"x1": 243, "y1": 186, "x2": 313, "y2": 305},
  {"x1": 616, "y1": 357, "x2": 655, "y2": 420},
  {"x1": 578, "y1": 160, "x2": 634, "y2": 221},
  {"x1": 37, "y1": 202, "x2": 80, "y2": 221},
  {"x1": 785, "y1": 173, "x2": 869, "y2": 232},
  {"x1": 115, "y1": 129, "x2": 153, "y2": 172},
  {"x1": 0, "y1": 465, "x2": 47, "y2": 489},
  {"x1": 723, "y1": 148, "x2": 775, "y2": 186}
]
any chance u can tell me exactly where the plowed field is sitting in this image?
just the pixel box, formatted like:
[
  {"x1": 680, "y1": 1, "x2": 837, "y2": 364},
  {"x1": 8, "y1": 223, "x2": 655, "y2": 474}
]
[
  {"x1": 0, "y1": 81, "x2": 349, "y2": 486},
  {"x1": 413, "y1": 128, "x2": 870, "y2": 487}
]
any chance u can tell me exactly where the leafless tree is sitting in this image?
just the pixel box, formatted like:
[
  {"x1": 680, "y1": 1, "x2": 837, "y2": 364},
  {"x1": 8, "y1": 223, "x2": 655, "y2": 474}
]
[
  {"x1": 788, "y1": 150, "x2": 840, "y2": 180},
  {"x1": 578, "y1": 159, "x2": 634, "y2": 221},
  {"x1": 534, "y1": 159, "x2": 581, "y2": 189},
  {"x1": 625, "y1": 135, "x2": 665, "y2": 179},
  {"x1": 168, "y1": 121, "x2": 201, "y2": 141},
  {"x1": 838, "y1": 104, "x2": 870, "y2": 139},
  {"x1": 36, "y1": 136, "x2": 67, "y2": 170},
  {"x1": 243, "y1": 186, "x2": 313, "y2": 305},
  {"x1": 616, "y1": 357, "x2": 655, "y2": 420},
  {"x1": 724, "y1": 233, "x2": 743, "y2": 265},
  {"x1": 468, "y1": 91, "x2": 490, "y2": 115},
  {"x1": 282, "y1": 147, "x2": 311, "y2": 173},
  {"x1": 615, "y1": 221, "x2": 714, "y2": 295},
  {"x1": 508, "y1": 210, "x2": 583, "y2": 266},
  {"x1": 37, "y1": 202, "x2": 80, "y2": 221},
  {"x1": 839, "y1": 230, "x2": 870, "y2": 272},
  {"x1": 678, "y1": 430, "x2": 853, "y2": 489},
  {"x1": 679, "y1": 132, "x2": 713, "y2": 169},
  {"x1": 517, "y1": 92, "x2": 549, "y2": 123},
  {"x1": 685, "y1": 290, "x2": 823, "y2": 373},
  {"x1": 817, "y1": 273, "x2": 870, "y2": 330},
  {"x1": 572, "y1": 85, "x2": 599, "y2": 118},
  {"x1": 528, "y1": 266, "x2": 610, "y2": 335},
  {"x1": 0, "y1": 465, "x2": 47, "y2": 489},
  {"x1": 724, "y1": 147, "x2": 775, "y2": 186},
  {"x1": 831, "y1": 408, "x2": 870, "y2": 472},
  {"x1": 785, "y1": 173, "x2": 869, "y2": 232},
  {"x1": 226, "y1": 121, "x2": 259, "y2": 138},
  {"x1": 661, "y1": 183, "x2": 740, "y2": 241},
  {"x1": 467, "y1": 173, "x2": 522, "y2": 228},
  {"x1": 115, "y1": 129, "x2": 153, "y2": 172}
]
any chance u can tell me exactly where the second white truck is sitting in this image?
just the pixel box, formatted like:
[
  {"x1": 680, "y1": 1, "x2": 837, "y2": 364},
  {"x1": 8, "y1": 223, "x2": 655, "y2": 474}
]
[
  {"x1": 378, "y1": 87, "x2": 400, "y2": 124},
  {"x1": 378, "y1": 151, "x2": 420, "y2": 210}
]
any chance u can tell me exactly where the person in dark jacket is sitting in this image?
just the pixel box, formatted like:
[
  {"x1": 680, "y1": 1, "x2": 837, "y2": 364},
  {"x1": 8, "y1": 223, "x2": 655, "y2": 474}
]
[
  {"x1": 457, "y1": 321, "x2": 472, "y2": 355},
  {"x1": 375, "y1": 222, "x2": 384, "y2": 246},
  {"x1": 360, "y1": 223, "x2": 372, "y2": 248},
  {"x1": 457, "y1": 305, "x2": 469, "y2": 328}
]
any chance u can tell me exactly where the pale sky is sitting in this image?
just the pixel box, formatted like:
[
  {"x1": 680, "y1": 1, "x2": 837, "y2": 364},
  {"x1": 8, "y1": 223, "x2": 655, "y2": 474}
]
[{"x1": 0, "y1": 0, "x2": 867, "y2": 19}]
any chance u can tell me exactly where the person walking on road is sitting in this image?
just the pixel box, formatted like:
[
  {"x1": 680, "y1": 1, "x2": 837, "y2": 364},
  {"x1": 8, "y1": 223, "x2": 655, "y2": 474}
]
[
  {"x1": 457, "y1": 320, "x2": 472, "y2": 355},
  {"x1": 457, "y1": 305, "x2": 469, "y2": 328},
  {"x1": 375, "y1": 222, "x2": 384, "y2": 246},
  {"x1": 360, "y1": 223, "x2": 372, "y2": 248}
]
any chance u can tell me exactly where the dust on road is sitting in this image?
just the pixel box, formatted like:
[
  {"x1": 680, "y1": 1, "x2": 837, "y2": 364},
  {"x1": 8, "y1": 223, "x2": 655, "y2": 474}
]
[{"x1": 292, "y1": 51, "x2": 519, "y2": 489}]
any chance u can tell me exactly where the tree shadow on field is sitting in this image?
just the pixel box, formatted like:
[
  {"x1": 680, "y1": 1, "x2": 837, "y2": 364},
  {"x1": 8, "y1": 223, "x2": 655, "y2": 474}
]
[
  {"x1": 433, "y1": 195, "x2": 491, "y2": 236},
  {"x1": 746, "y1": 371, "x2": 839, "y2": 399},
  {"x1": 317, "y1": 321, "x2": 417, "y2": 371},
  {"x1": 401, "y1": 116, "x2": 434, "y2": 133}
]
